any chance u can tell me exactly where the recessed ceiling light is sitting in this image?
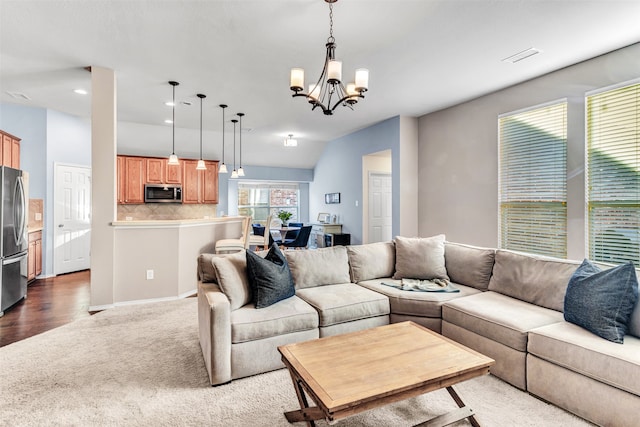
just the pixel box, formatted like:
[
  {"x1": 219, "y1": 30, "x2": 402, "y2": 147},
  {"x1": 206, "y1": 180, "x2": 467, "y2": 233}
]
[
  {"x1": 502, "y1": 48, "x2": 542, "y2": 64},
  {"x1": 165, "y1": 101, "x2": 174, "y2": 106},
  {"x1": 164, "y1": 119, "x2": 173, "y2": 124},
  {"x1": 74, "y1": 89, "x2": 88, "y2": 95}
]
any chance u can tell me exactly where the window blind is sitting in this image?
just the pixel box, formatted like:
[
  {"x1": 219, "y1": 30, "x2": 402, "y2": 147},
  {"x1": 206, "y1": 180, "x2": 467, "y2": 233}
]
[
  {"x1": 499, "y1": 101, "x2": 567, "y2": 258},
  {"x1": 587, "y1": 82, "x2": 640, "y2": 265}
]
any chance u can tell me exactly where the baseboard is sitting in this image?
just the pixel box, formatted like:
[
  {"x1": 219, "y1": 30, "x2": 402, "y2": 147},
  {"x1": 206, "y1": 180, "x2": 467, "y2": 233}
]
[{"x1": 88, "y1": 289, "x2": 197, "y2": 312}]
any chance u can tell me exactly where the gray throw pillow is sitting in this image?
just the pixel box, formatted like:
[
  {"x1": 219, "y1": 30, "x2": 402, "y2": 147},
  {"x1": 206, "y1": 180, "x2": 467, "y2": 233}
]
[
  {"x1": 246, "y1": 244, "x2": 295, "y2": 309},
  {"x1": 393, "y1": 235, "x2": 449, "y2": 280},
  {"x1": 564, "y1": 259, "x2": 639, "y2": 343}
]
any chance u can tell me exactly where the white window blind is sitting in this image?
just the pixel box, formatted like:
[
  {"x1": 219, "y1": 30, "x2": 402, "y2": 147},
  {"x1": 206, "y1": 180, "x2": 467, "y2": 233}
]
[
  {"x1": 499, "y1": 101, "x2": 567, "y2": 258},
  {"x1": 587, "y1": 82, "x2": 640, "y2": 265},
  {"x1": 238, "y1": 182, "x2": 300, "y2": 223}
]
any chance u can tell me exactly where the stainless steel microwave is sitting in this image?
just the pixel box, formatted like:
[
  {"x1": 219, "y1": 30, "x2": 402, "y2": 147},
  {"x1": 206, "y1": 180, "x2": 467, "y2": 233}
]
[{"x1": 144, "y1": 184, "x2": 182, "y2": 203}]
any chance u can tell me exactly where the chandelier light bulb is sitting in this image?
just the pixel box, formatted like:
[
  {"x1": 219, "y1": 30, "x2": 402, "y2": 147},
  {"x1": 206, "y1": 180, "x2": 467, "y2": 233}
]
[
  {"x1": 290, "y1": 68, "x2": 304, "y2": 91},
  {"x1": 355, "y1": 68, "x2": 369, "y2": 92}
]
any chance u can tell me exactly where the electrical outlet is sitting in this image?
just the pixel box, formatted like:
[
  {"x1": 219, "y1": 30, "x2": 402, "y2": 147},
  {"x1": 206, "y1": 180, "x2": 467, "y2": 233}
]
[
  {"x1": 35, "y1": 212, "x2": 42, "y2": 221},
  {"x1": 146, "y1": 270, "x2": 154, "y2": 280}
]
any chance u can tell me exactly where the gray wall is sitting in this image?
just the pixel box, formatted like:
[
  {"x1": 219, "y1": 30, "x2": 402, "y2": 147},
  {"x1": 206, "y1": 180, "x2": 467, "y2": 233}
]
[
  {"x1": 418, "y1": 42, "x2": 640, "y2": 259},
  {"x1": 310, "y1": 116, "x2": 402, "y2": 244}
]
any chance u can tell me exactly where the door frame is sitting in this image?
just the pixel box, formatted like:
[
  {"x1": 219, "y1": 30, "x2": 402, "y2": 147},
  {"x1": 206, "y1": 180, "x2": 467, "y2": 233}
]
[
  {"x1": 53, "y1": 162, "x2": 92, "y2": 275},
  {"x1": 366, "y1": 171, "x2": 393, "y2": 244}
]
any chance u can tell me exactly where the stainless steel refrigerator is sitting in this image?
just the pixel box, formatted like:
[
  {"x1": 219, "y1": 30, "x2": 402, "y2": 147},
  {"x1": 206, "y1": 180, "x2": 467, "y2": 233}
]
[{"x1": 0, "y1": 166, "x2": 28, "y2": 316}]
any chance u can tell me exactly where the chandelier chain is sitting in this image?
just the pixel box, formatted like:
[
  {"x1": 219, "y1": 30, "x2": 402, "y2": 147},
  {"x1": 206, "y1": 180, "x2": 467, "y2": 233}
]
[{"x1": 328, "y1": 2, "x2": 334, "y2": 43}]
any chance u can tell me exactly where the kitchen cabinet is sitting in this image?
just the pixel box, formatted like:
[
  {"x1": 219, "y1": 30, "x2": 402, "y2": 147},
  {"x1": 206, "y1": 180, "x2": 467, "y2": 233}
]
[
  {"x1": 183, "y1": 160, "x2": 219, "y2": 204},
  {"x1": 118, "y1": 156, "x2": 144, "y2": 204},
  {"x1": 1, "y1": 130, "x2": 20, "y2": 169},
  {"x1": 28, "y1": 230, "x2": 43, "y2": 282},
  {"x1": 117, "y1": 155, "x2": 216, "y2": 204},
  {"x1": 145, "y1": 158, "x2": 165, "y2": 184}
]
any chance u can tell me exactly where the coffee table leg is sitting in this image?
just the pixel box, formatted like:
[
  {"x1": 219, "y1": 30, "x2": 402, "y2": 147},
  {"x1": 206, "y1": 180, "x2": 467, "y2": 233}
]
[
  {"x1": 446, "y1": 386, "x2": 480, "y2": 427},
  {"x1": 415, "y1": 386, "x2": 480, "y2": 427},
  {"x1": 284, "y1": 370, "x2": 324, "y2": 427}
]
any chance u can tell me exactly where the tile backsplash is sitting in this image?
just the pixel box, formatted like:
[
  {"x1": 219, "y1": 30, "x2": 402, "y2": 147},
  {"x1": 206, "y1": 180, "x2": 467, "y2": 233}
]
[
  {"x1": 117, "y1": 204, "x2": 218, "y2": 221},
  {"x1": 29, "y1": 199, "x2": 44, "y2": 229}
]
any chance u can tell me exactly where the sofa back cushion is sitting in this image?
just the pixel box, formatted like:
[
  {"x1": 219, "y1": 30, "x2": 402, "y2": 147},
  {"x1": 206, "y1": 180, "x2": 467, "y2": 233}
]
[
  {"x1": 211, "y1": 250, "x2": 252, "y2": 310},
  {"x1": 197, "y1": 253, "x2": 218, "y2": 283},
  {"x1": 392, "y1": 235, "x2": 449, "y2": 280},
  {"x1": 347, "y1": 241, "x2": 395, "y2": 282},
  {"x1": 285, "y1": 246, "x2": 351, "y2": 289},
  {"x1": 488, "y1": 250, "x2": 580, "y2": 312},
  {"x1": 444, "y1": 242, "x2": 495, "y2": 290}
]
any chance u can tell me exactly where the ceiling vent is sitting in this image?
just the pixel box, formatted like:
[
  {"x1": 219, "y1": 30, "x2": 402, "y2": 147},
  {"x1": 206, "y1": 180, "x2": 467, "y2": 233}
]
[
  {"x1": 502, "y1": 48, "x2": 541, "y2": 64},
  {"x1": 6, "y1": 91, "x2": 31, "y2": 100}
]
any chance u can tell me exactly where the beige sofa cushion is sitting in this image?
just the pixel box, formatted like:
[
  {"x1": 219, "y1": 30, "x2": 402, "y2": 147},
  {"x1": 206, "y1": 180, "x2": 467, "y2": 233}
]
[
  {"x1": 358, "y1": 279, "x2": 481, "y2": 318},
  {"x1": 393, "y1": 235, "x2": 449, "y2": 280},
  {"x1": 211, "y1": 250, "x2": 252, "y2": 310},
  {"x1": 442, "y1": 291, "x2": 564, "y2": 351},
  {"x1": 488, "y1": 250, "x2": 580, "y2": 312},
  {"x1": 296, "y1": 283, "x2": 390, "y2": 327},
  {"x1": 285, "y1": 246, "x2": 351, "y2": 289},
  {"x1": 630, "y1": 302, "x2": 640, "y2": 338},
  {"x1": 230, "y1": 295, "x2": 319, "y2": 343},
  {"x1": 197, "y1": 253, "x2": 218, "y2": 283},
  {"x1": 347, "y1": 241, "x2": 395, "y2": 282},
  {"x1": 444, "y1": 242, "x2": 495, "y2": 290},
  {"x1": 528, "y1": 322, "x2": 640, "y2": 396}
]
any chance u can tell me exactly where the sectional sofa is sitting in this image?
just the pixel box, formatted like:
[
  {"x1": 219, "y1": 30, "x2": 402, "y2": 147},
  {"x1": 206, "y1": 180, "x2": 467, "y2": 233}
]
[{"x1": 197, "y1": 236, "x2": 639, "y2": 427}]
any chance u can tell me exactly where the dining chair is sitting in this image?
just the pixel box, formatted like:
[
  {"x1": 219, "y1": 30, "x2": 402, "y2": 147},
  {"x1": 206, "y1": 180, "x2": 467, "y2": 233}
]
[
  {"x1": 283, "y1": 222, "x2": 303, "y2": 240},
  {"x1": 282, "y1": 225, "x2": 312, "y2": 250},
  {"x1": 215, "y1": 216, "x2": 252, "y2": 254}
]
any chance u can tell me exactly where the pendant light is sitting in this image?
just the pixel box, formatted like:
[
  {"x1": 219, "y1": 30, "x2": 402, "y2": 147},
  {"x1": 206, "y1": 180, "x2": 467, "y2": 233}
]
[
  {"x1": 230, "y1": 119, "x2": 239, "y2": 179},
  {"x1": 218, "y1": 104, "x2": 228, "y2": 174},
  {"x1": 237, "y1": 112, "x2": 245, "y2": 177},
  {"x1": 167, "y1": 81, "x2": 180, "y2": 165},
  {"x1": 196, "y1": 93, "x2": 207, "y2": 170}
]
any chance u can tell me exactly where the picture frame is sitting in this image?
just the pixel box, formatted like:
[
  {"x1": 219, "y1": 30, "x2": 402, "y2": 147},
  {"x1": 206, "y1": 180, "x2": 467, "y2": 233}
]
[
  {"x1": 325, "y1": 192, "x2": 341, "y2": 204},
  {"x1": 317, "y1": 213, "x2": 330, "y2": 223}
]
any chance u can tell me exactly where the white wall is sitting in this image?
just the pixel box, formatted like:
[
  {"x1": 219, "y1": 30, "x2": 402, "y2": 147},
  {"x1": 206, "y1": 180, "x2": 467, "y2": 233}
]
[{"x1": 418, "y1": 42, "x2": 640, "y2": 259}]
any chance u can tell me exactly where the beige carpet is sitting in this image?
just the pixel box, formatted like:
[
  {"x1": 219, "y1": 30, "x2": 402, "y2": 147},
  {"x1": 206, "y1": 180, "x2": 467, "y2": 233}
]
[{"x1": 0, "y1": 298, "x2": 592, "y2": 426}]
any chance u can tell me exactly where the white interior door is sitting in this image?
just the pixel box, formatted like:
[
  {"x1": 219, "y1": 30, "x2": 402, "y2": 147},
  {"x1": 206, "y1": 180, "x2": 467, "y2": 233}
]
[
  {"x1": 368, "y1": 172, "x2": 392, "y2": 243},
  {"x1": 54, "y1": 164, "x2": 91, "y2": 275}
]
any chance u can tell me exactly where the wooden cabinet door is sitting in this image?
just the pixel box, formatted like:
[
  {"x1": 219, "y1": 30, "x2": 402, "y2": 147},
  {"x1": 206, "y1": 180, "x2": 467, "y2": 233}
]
[
  {"x1": 182, "y1": 160, "x2": 201, "y2": 204},
  {"x1": 11, "y1": 138, "x2": 20, "y2": 168},
  {"x1": 165, "y1": 161, "x2": 182, "y2": 184},
  {"x1": 117, "y1": 156, "x2": 125, "y2": 204},
  {"x1": 35, "y1": 238, "x2": 42, "y2": 276},
  {"x1": 124, "y1": 156, "x2": 144, "y2": 204},
  {"x1": 202, "y1": 161, "x2": 219, "y2": 204},
  {"x1": 2, "y1": 134, "x2": 11, "y2": 167},
  {"x1": 145, "y1": 158, "x2": 165, "y2": 183},
  {"x1": 28, "y1": 240, "x2": 36, "y2": 281}
]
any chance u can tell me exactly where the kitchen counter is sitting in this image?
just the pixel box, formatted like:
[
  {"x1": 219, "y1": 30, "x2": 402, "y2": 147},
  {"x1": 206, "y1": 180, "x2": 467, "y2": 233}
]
[
  {"x1": 102, "y1": 216, "x2": 245, "y2": 310},
  {"x1": 111, "y1": 216, "x2": 243, "y2": 228}
]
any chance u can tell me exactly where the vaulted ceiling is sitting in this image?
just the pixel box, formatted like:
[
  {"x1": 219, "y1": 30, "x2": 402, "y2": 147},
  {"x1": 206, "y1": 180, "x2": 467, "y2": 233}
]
[{"x1": 2, "y1": 0, "x2": 639, "y2": 169}]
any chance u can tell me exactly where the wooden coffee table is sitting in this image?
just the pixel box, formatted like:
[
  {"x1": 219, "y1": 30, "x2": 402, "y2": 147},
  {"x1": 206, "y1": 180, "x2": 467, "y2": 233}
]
[{"x1": 278, "y1": 321, "x2": 494, "y2": 427}]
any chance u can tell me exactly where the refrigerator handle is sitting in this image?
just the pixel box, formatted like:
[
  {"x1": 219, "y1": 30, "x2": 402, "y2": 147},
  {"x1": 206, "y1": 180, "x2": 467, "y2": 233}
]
[
  {"x1": 3, "y1": 252, "x2": 26, "y2": 265},
  {"x1": 14, "y1": 175, "x2": 26, "y2": 246}
]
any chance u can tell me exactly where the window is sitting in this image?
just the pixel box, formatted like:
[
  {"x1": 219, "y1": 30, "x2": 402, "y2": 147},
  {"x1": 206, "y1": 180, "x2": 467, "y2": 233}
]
[
  {"x1": 238, "y1": 182, "x2": 299, "y2": 224},
  {"x1": 586, "y1": 81, "x2": 639, "y2": 265},
  {"x1": 499, "y1": 101, "x2": 568, "y2": 258}
]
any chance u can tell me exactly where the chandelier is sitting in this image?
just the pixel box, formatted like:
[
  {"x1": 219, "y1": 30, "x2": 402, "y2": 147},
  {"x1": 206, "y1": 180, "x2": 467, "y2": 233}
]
[{"x1": 289, "y1": 0, "x2": 368, "y2": 115}]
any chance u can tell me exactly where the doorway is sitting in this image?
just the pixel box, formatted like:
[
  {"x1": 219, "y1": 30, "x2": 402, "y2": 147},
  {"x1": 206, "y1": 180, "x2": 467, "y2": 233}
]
[
  {"x1": 362, "y1": 150, "x2": 392, "y2": 244},
  {"x1": 54, "y1": 164, "x2": 91, "y2": 275}
]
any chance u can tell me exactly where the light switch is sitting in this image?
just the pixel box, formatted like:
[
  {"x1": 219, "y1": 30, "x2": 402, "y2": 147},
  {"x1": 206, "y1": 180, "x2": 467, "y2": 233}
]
[{"x1": 35, "y1": 212, "x2": 42, "y2": 221}]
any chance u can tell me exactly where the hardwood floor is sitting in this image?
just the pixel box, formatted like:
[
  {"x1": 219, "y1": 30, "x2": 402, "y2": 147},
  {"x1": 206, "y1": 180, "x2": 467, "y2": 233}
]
[{"x1": 0, "y1": 270, "x2": 92, "y2": 348}]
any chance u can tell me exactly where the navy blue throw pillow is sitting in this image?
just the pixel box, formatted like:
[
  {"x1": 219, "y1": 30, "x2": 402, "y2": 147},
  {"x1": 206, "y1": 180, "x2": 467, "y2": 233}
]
[
  {"x1": 564, "y1": 259, "x2": 638, "y2": 343},
  {"x1": 246, "y1": 244, "x2": 295, "y2": 309}
]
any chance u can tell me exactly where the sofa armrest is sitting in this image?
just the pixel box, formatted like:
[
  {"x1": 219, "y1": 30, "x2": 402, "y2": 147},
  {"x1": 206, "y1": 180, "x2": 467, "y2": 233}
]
[{"x1": 198, "y1": 281, "x2": 232, "y2": 385}]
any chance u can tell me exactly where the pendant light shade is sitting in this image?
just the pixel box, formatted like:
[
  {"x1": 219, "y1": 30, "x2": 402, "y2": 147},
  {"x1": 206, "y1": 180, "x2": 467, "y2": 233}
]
[
  {"x1": 230, "y1": 119, "x2": 238, "y2": 179},
  {"x1": 196, "y1": 93, "x2": 207, "y2": 170},
  {"x1": 219, "y1": 104, "x2": 228, "y2": 174},
  {"x1": 237, "y1": 112, "x2": 245, "y2": 177},
  {"x1": 167, "y1": 81, "x2": 180, "y2": 165}
]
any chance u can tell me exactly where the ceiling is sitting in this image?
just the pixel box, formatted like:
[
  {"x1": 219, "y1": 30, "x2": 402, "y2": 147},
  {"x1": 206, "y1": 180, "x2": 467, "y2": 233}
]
[{"x1": 2, "y1": 0, "x2": 639, "y2": 169}]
